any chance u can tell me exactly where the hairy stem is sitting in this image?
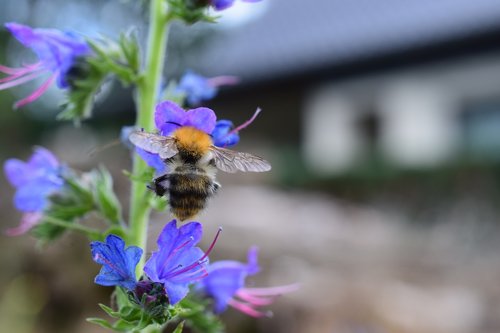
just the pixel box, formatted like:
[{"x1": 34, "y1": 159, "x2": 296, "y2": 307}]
[{"x1": 129, "y1": 0, "x2": 171, "y2": 274}]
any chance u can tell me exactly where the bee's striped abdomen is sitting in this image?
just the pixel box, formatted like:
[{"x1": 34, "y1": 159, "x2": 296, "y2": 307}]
[{"x1": 165, "y1": 173, "x2": 219, "y2": 221}]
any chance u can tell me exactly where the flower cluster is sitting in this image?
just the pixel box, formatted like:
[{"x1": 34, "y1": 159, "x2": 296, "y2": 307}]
[
  {"x1": 91, "y1": 221, "x2": 295, "y2": 318},
  {"x1": 4, "y1": 147, "x2": 64, "y2": 235},
  {"x1": 91, "y1": 220, "x2": 221, "y2": 305},
  {"x1": 0, "y1": 23, "x2": 91, "y2": 108}
]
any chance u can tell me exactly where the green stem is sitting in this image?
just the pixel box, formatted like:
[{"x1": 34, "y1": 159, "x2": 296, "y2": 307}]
[
  {"x1": 43, "y1": 216, "x2": 101, "y2": 239},
  {"x1": 129, "y1": 0, "x2": 171, "y2": 274}
]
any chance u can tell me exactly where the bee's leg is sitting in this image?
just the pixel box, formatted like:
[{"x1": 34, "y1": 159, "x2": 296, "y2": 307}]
[
  {"x1": 210, "y1": 181, "x2": 221, "y2": 196},
  {"x1": 149, "y1": 174, "x2": 170, "y2": 197}
]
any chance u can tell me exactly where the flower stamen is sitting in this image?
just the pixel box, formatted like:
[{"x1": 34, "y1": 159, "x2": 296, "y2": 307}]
[
  {"x1": 228, "y1": 108, "x2": 262, "y2": 136},
  {"x1": 14, "y1": 74, "x2": 56, "y2": 109}
]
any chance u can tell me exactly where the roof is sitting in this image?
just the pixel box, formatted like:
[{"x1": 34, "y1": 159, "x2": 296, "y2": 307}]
[{"x1": 182, "y1": 0, "x2": 500, "y2": 81}]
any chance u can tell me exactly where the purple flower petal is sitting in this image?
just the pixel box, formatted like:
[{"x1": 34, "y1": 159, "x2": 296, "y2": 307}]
[
  {"x1": 5, "y1": 147, "x2": 64, "y2": 214},
  {"x1": 29, "y1": 147, "x2": 60, "y2": 170},
  {"x1": 154, "y1": 100, "x2": 218, "y2": 136},
  {"x1": 5, "y1": 23, "x2": 90, "y2": 90},
  {"x1": 185, "y1": 107, "x2": 217, "y2": 134},
  {"x1": 156, "y1": 220, "x2": 203, "y2": 257},
  {"x1": 155, "y1": 101, "x2": 187, "y2": 135},
  {"x1": 144, "y1": 220, "x2": 209, "y2": 305},
  {"x1": 4, "y1": 159, "x2": 30, "y2": 187}
]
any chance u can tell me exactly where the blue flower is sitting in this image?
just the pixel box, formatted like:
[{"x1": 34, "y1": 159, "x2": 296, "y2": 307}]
[
  {"x1": 144, "y1": 220, "x2": 220, "y2": 305},
  {"x1": 198, "y1": 247, "x2": 298, "y2": 317},
  {"x1": 90, "y1": 235, "x2": 143, "y2": 291},
  {"x1": 211, "y1": 0, "x2": 262, "y2": 11},
  {"x1": 0, "y1": 23, "x2": 91, "y2": 108},
  {"x1": 4, "y1": 147, "x2": 64, "y2": 236},
  {"x1": 176, "y1": 71, "x2": 238, "y2": 106},
  {"x1": 211, "y1": 120, "x2": 240, "y2": 147}
]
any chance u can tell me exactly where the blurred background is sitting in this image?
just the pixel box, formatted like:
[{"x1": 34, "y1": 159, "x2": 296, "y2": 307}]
[{"x1": 2, "y1": 0, "x2": 500, "y2": 332}]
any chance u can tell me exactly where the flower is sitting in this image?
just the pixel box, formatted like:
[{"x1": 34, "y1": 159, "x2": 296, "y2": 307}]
[
  {"x1": 210, "y1": 0, "x2": 262, "y2": 11},
  {"x1": 144, "y1": 220, "x2": 221, "y2": 305},
  {"x1": 155, "y1": 100, "x2": 217, "y2": 136},
  {"x1": 0, "y1": 23, "x2": 91, "y2": 108},
  {"x1": 211, "y1": 120, "x2": 240, "y2": 147},
  {"x1": 198, "y1": 247, "x2": 298, "y2": 317},
  {"x1": 4, "y1": 147, "x2": 64, "y2": 236},
  {"x1": 176, "y1": 71, "x2": 238, "y2": 106},
  {"x1": 91, "y1": 235, "x2": 143, "y2": 290},
  {"x1": 137, "y1": 101, "x2": 261, "y2": 173}
]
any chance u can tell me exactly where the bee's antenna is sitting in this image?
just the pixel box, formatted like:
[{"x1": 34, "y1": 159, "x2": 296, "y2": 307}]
[{"x1": 87, "y1": 139, "x2": 121, "y2": 157}]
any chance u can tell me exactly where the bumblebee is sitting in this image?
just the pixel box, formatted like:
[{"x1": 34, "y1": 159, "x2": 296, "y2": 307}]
[{"x1": 129, "y1": 126, "x2": 271, "y2": 221}]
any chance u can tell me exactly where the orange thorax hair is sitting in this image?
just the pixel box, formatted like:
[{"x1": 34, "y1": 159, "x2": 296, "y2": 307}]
[{"x1": 173, "y1": 126, "x2": 213, "y2": 156}]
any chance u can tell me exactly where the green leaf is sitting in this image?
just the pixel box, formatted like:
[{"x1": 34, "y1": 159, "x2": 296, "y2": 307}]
[
  {"x1": 177, "y1": 297, "x2": 225, "y2": 333},
  {"x1": 92, "y1": 167, "x2": 123, "y2": 225},
  {"x1": 99, "y1": 303, "x2": 121, "y2": 319},
  {"x1": 87, "y1": 317, "x2": 114, "y2": 329},
  {"x1": 173, "y1": 321, "x2": 185, "y2": 333}
]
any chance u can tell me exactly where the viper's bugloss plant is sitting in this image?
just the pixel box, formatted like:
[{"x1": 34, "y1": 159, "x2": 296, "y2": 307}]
[{"x1": 3, "y1": 0, "x2": 297, "y2": 332}]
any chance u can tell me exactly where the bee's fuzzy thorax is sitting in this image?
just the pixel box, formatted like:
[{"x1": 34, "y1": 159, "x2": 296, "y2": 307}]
[{"x1": 173, "y1": 126, "x2": 213, "y2": 156}]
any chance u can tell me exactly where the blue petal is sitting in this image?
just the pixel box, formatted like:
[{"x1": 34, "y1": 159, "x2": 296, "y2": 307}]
[
  {"x1": 157, "y1": 220, "x2": 203, "y2": 254},
  {"x1": 145, "y1": 220, "x2": 202, "y2": 281},
  {"x1": 199, "y1": 247, "x2": 261, "y2": 312},
  {"x1": 14, "y1": 179, "x2": 60, "y2": 212},
  {"x1": 162, "y1": 247, "x2": 206, "y2": 305},
  {"x1": 211, "y1": 120, "x2": 240, "y2": 147},
  {"x1": 4, "y1": 159, "x2": 31, "y2": 187},
  {"x1": 211, "y1": 0, "x2": 236, "y2": 10},
  {"x1": 90, "y1": 234, "x2": 142, "y2": 290},
  {"x1": 164, "y1": 281, "x2": 190, "y2": 306},
  {"x1": 177, "y1": 71, "x2": 217, "y2": 106},
  {"x1": 145, "y1": 221, "x2": 208, "y2": 305},
  {"x1": 203, "y1": 261, "x2": 249, "y2": 312},
  {"x1": 28, "y1": 147, "x2": 60, "y2": 171},
  {"x1": 135, "y1": 148, "x2": 168, "y2": 174}
]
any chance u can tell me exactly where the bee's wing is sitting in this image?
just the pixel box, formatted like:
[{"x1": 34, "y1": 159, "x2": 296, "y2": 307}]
[
  {"x1": 129, "y1": 131, "x2": 178, "y2": 159},
  {"x1": 210, "y1": 146, "x2": 271, "y2": 173}
]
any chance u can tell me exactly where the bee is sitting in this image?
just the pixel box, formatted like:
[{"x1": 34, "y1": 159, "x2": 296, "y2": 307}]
[{"x1": 129, "y1": 126, "x2": 271, "y2": 221}]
